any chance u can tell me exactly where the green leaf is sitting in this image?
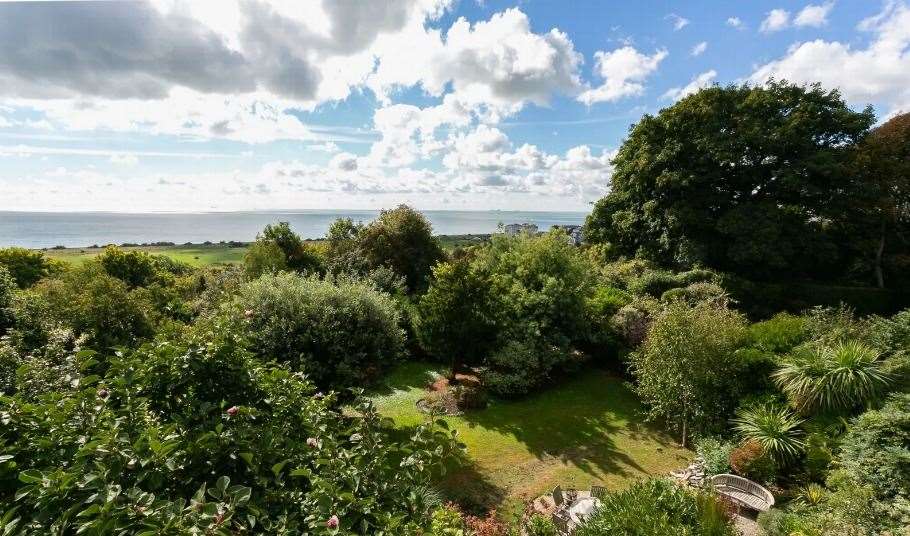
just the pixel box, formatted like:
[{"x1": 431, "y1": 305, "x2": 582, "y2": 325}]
[{"x1": 17, "y1": 470, "x2": 42, "y2": 484}]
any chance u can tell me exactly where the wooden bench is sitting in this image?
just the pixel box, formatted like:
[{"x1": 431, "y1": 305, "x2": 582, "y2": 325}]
[{"x1": 710, "y1": 474, "x2": 774, "y2": 512}]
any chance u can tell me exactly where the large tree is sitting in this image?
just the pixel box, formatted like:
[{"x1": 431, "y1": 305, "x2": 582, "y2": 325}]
[
  {"x1": 850, "y1": 112, "x2": 910, "y2": 288},
  {"x1": 357, "y1": 205, "x2": 444, "y2": 293},
  {"x1": 585, "y1": 82, "x2": 875, "y2": 280}
]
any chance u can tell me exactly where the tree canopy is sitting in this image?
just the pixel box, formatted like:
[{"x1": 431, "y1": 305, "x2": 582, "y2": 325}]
[{"x1": 585, "y1": 82, "x2": 875, "y2": 281}]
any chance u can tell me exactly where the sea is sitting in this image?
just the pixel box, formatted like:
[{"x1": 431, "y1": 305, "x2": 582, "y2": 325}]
[{"x1": 0, "y1": 210, "x2": 588, "y2": 249}]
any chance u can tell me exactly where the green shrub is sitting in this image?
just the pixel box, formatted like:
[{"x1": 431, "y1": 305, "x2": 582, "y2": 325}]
[
  {"x1": 628, "y1": 270, "x2": 681, "y2": 298},
  {"x1": 609, "y1": 296, "x2": 660, "y2": 347},
  {"x1": 243, "y1": 240, "x2": 288, "y2": 278},
  {"x1": 0, "y1": 341, "x2": 17, "y2": 394},
  {"x1": 600, "y1": 259, "x2": 657, "y2": 290},
  {"x1": 96, "y1": 245, "x2": 184, "y2": 288},
  {"x1": 0, "y1": 265, "x2": 14, "y2": 334},
  {"x1": 630, "y1": 300, "x2": 749, "y2": 445},
  {"x1": 747, "y1": 313, "x2": 807, "y2": 354},
  {"x1": 585, "y1": 285, "x2": 631, "y2": 349},
  {"x1": 728, "y1": 440, "x2": 777, "y2": 483},
  {"x1": 234, "y1": 272, "x2": 404, "y2": 389},
  {"x1": 837, "y1": 393, "x2": 910, "y2": 501},
  {"x1": 676, "y1": 269, "x2": 719, "y2": 286},
  {"x1": 695, "y1": 437, "x2": 734, "y2": 476},
  {"x1": 661, "y1": 282, "x2": 728, "y2": 305},
  {"x1": 29, "y1": 264, "x2": 154, "y2": 350},
  {"x1": 481, "y1": 339, "x2": 571, "y2": 397},
  {"x1": 0, "y1": 325, "x2": 458, "y2": 534},
  {"x1": 0, "y1": 247, "x2": 59, "y2": 288},
  {"x1": 429, "y1": 505, "x2": 466, "y2": 535},
  {"x1": 356, "y1": 205, "x2": 444, "y2": 293},
  {"x1": 525, "y1": 513, "x2": 557, "y2": 536},
  {"x1": 574, "y1": 478, "x2": 735, "y2": 536}
]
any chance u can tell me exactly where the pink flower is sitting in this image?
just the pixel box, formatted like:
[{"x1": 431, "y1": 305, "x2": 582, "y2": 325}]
[
  {"x1": 226, "y1": 406, "x2": 239, "y2": 416},
  {"x1": 243, "y1": 309, "x2": 254, "y2": 319},
  {"x1": 326, "y1": 515, "x2": 339, "y2": 529},
  {"x1": 306, "y1": 437, "x2": 318, "y2": 448}
]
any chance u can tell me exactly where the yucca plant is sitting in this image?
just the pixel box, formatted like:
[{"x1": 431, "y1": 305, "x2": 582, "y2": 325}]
[
  {"x1": 796, "y1": 483, "x2": 826, "y2": 506},
  {"x1": 773, "y1": 341, "x2": 891, "y2": 414},
  {"x1": 733, "y1": 403, "x2": 805, "y2": 464}
]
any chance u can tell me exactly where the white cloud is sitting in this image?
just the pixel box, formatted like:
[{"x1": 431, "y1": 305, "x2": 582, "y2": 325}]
[
  {"x1": 666, "y1": 13, "x2": 690, "y2": 31},
  {"x1": 727, "y1": 17, "x2": 744, "y2": 29},
  {"x1": 691, "y1": 41, "x2": 708, "y2": 56},
  {"x1": 578, "y1": 46, "x2": 668, "y2": 105},
  {"x1": 330, "y1": 152, "x2": 358, "y2": 171},
  {"x1": 750, "y1": 1, "x2": 910, "y2": 117},
  {"x1": 760, "y1": 9, "x2": 790, "y2": 33},
  {"x1": 308, "y1": 141, "x2": 340, "y2": 153},
  {"x1": 662, "y1": 70, "x2": 718, "y2": 101},
  {"x1": 794, "y1": 2, "x2": 834, "y2": 28},
  {"x1": 369, "y1": 8, "x2": 584, "y2": 117}
]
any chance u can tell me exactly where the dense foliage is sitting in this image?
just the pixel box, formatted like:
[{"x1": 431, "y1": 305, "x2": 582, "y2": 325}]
[
  {"x1": 232, "y1": 272, "x2": 405, "y2": 389},
  {"x1": 0, "y1": 324, "x2": 459, "y2": 534},
  {"x1": 417, "y1": 232, "x2": 595, "y2": 396},
  {"x1": 629, "y1": 299, "x2": 750, "y2": 445},
  {"x1": 575, "y1": 479, "x2": 735, "y2": 536},
  {"x1": 0, "y1": 247, "x2": 60, "y2": 288},
  {"x1": 584, "y1": 82, "x2": 879, "y2": 284}
]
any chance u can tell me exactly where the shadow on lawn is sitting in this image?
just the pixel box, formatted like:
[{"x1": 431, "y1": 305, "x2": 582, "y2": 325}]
[
  {"x1": 457, "y1": 370, "x2": 685, "y2": 480},
  {"x1": 368, "y1": 360, "x2": 443, "y2": 397}
]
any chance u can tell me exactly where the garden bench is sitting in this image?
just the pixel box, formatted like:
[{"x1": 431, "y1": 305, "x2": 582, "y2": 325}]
[{"x1": 709, "y1": 474, "x2": 775, "y2": 512}]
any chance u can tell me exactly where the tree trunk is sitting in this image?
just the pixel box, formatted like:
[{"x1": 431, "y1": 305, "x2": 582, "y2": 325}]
[
  {"x1": 681, "y1": 417, "x2": 687, "y2": 449},
  {"x1": 875, "y1": 219, "x2": 886, "y2": 289}
]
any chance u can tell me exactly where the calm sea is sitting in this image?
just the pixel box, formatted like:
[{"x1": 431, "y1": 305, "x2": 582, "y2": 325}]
[{"x1": 0, "y1": 210, "x2": 588, "y2": 249}]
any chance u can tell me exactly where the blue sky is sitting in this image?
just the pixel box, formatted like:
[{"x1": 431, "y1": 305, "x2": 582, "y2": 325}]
[{"x1": 0, "y1": 0, "x2": 907, "y2": 212}]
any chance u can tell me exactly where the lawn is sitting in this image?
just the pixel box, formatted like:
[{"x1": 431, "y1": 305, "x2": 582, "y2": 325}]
[
  {"x1": 43, "y1": 244, "x2": 248, "y2": 267},
  {"x1": 368, "y1": 361, "x2": 691, "y2": 517}
]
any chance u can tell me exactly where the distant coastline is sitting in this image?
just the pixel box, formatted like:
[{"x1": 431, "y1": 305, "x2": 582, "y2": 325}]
[{"x1": 0, "y1": 209, "x2": 586, "y2": 249}]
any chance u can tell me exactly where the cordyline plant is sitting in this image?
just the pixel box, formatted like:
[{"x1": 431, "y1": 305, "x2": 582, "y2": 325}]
[
  {"x1": 773, "y1": 340, "x2": 892, "y2": 414},
  {"x1": 733, "y1": 403, "x2": 805, "y2": 464}
]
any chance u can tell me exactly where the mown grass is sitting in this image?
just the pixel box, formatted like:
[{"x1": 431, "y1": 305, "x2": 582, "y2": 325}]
[
  {"x1": 368, "y1": 361, "x2": 691, "y2": 518},
  {"x1": 43, "y1": 244, "x2": 247, "y2": 267}
]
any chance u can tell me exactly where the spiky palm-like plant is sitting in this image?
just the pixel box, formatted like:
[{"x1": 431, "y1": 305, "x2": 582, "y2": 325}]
[
  {"x1": 733, "y1": 403, "x2": 805, "y2": 464},
  {"x1": 773, "y1": 341, "x2": 891, "y2": 414}
]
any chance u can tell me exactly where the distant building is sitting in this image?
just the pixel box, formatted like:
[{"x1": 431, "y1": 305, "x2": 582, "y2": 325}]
[
  {"x1": 553, "y1": 224, "x2": 584, "y2": 245},
  {"x1": 502, "y1": 222, "x2": 538, "y2": 236}
]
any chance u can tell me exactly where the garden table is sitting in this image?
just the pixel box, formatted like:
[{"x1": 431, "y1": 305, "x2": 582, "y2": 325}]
[{"x1": 567, "y1": 496, "x2": 601, "y2": 525}]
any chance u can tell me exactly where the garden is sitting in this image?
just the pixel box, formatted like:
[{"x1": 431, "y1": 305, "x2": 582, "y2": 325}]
[{"x1": 1, "y1": 83, "x2": 909, "y2": 535}]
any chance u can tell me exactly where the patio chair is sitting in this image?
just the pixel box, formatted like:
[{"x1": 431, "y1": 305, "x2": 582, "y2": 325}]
[
  {"x1": 552, "y1": 485, "x2": 565, "y2": 507},
  {"x1": 552, "y1": 510, "x2": 572, "y2": 535},
  {"x1": 590, "y1": 485, "x2": 607, "y2": 499}
]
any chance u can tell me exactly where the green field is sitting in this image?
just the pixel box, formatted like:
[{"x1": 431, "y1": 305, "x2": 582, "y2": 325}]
[
  {"x1": 367, "y1": 362, "x2": 691, "y2": 517},
  {"x1": 43, "y1": 244, "x2": 248, "y2": 267},
  {"x1": 39, "y1": 234, "x2": 489, "y2": 267}
]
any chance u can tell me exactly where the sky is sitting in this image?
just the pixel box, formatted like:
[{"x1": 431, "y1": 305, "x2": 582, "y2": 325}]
[{"x1": 0, "y1": 0, "x2": 908, "y2": 213}]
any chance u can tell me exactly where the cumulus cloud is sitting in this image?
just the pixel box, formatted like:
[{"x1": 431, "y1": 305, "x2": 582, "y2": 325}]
[
  {"x1": 662, "y1": 70, "x2": 718, "y2": 101},
  {"x1": 760, "y1": 9, "x2": 790, "y2": 33},
  {"x1": 794, "y1": 2, "x2": 834, "y2": 28},
  {"x1": 691, "y1": 42, "x2": 708, "y2": 56},
  {"x1": 727, "y1": 17, "x2": 744, "y2": 29},
  {"x1": 578, "y1": 47, "x2": 668, "y2": 105},
  {"x1": 750, "y1": 1, "x2": 910, "y2": 117},
  {"x1": 370, "y1": 8, "x2": 584, "y2": 117},
  {"x1": 330, "y1": 152, "x2": 359, "y2": 171}
]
